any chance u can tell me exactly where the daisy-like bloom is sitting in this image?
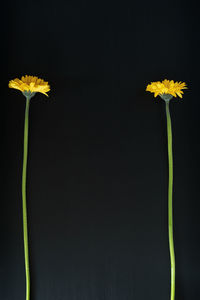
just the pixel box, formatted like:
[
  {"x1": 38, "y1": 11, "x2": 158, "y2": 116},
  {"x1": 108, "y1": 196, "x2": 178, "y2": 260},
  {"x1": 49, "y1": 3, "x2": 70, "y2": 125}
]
[
  {"x1": 146, "y1": 79, "x2": 187, "y2": 101},
  {"x1": 9, "y1": 75, "x2": 50, "y2": 98}
]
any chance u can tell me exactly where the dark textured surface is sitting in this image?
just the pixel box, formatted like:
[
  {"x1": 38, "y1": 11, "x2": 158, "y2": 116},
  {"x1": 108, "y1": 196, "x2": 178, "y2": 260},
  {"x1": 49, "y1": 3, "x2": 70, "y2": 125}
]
[{"x1": 1, "y1": 0, "x2": 200, "y2": 299}]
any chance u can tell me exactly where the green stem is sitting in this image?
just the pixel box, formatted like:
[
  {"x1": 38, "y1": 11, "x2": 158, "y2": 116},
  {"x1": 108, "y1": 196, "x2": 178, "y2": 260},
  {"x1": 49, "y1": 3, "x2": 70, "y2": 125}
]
[
  {"x1": 165, "y1": 101, "x2": 175, "y2": 300},
  {"x1": 22, "y1": 97, "x2": 31, "y2": 300}
]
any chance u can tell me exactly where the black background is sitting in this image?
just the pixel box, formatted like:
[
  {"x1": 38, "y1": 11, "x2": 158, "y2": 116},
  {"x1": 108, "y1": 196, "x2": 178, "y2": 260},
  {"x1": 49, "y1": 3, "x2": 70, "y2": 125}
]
[{"x1": 1, "y1": 0, "x2": 200, "y2": 299}]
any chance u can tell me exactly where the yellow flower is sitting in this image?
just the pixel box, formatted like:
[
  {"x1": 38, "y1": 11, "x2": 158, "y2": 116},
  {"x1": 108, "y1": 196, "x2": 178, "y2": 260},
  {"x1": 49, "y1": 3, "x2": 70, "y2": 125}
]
[
  {"x1": 146, "y1": 79, "x2": 187, "y2": 99},
  {"x1": 9, "y1": 75, "x2": 50, "y2": 97}
]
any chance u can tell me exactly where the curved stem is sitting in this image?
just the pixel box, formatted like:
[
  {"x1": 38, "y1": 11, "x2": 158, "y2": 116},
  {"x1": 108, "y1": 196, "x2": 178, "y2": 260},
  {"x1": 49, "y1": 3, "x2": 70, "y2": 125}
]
[
  {"x1": 22, "y1": 97, "x2": 31, "y2": 300},
  {"x1": 165, "y1": 101, "x2": 175, "y2": 300}
]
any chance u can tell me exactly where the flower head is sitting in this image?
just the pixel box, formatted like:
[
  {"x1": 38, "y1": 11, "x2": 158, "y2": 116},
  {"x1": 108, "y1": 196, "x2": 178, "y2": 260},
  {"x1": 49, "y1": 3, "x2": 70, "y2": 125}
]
[
  {"x1": 9, "y1": 75, "x2": 50, "y2": 98},
  {"x1": 146, "y1": 79, "x2": 187, "y2": 100}
]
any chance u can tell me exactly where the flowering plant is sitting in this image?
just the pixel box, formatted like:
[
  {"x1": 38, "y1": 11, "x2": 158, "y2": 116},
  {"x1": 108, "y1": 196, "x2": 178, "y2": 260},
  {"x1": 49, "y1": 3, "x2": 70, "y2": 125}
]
[
  {"x1": 146, "y1": 79, "x2": 187, "y2": 300},
  {"x1": 9, "y1": 75, "x2": 50, "y2": 300}
]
